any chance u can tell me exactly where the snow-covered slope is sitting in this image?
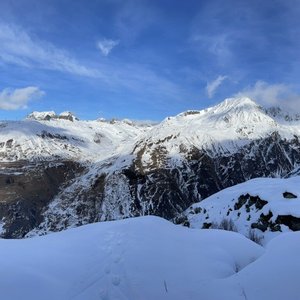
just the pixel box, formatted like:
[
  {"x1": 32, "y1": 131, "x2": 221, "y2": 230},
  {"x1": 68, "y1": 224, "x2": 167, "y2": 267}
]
[
  {"x1": 134, "y1": 97, "x2": 300, "y2": 159},
  {"x1": 0, "y1": 118, "x2": 150, "y2": 162},
  {"x1": 184, "y1": 176, "x2": 300, "y2": 244},
  {"x1": 1, "y1": 216, "x2": 300, "y2": 300},
  {"x1": 265, "y1": 106, "x2": 300, "y2": 122}
]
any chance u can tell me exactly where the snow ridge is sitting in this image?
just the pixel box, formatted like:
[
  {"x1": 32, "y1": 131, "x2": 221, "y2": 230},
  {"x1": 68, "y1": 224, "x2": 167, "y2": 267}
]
[{"x1": 1, "y1": 97, "x2": 300, "y2": 163}]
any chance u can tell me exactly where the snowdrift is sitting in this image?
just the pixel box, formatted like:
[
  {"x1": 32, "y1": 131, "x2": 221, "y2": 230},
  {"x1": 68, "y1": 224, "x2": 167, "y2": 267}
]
[{"x1": 0, "y1": 216, "x2": 299, "y2": 299}]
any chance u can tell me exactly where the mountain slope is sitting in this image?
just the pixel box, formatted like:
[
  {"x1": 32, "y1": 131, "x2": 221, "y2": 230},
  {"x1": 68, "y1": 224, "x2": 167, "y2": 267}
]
[
  {"x1": 0, "y1": 118, "x2": 150, "y2": 162},
  {"x1": 1, "y1": 97, "x2": 300, "y2": 237}
]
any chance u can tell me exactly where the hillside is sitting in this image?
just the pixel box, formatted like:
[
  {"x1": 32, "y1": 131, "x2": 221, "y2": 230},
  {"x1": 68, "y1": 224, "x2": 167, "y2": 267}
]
[{"x1": 182, "y1": 176, "x2": 300, "y2": 244}]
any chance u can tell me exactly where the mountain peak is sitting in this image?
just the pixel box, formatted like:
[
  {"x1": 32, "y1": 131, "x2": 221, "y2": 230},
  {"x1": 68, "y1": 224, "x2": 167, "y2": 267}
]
[
  {"x1": 211, "y1": 97, "x2": 260, "y2": 114},
  {"x1": 221, "y1": 96, "x2": 257, "y2": 106},
  {"x1": 204, "y1": 96, "x2": 273, "y2": 128},
  {"x1": 27, "y1": 111, "x2": 78, "y2": 121}
]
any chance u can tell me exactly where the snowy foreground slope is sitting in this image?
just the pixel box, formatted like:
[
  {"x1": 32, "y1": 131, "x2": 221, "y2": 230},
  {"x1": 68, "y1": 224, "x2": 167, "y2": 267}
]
[
  {"x1": 184, "y1": 176, "x2": 300, "y2": 244},
  {"x1": 1, "y1": 216, "x2": 300, "y2": 300}
]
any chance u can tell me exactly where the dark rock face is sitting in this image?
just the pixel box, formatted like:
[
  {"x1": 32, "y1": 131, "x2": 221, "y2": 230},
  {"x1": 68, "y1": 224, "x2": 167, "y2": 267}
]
[
  {"x1": 34, "y1": 131, "x2": 300, "y2": 236},
  {"x1": 112, "y1": 132, "x2": 300, "y2": 221},
  {"x1": 275, "y1": 215, "x2": 300, "y2": 231},
  {"x1": 0, "y1": 161, "x2": 84, "y2": 238},
  {"x1": 234, "y1": 194, "x2": 268, "y2": 211},
  {"x1": 251, "y1": 213, "x2": 300, "y2": 233},
  {"x1": 283, "y1": 192, "x2": 297, "y2": 199},
  {"x1": 2, "y1": 131, "x2": 300, "y2": 238}
]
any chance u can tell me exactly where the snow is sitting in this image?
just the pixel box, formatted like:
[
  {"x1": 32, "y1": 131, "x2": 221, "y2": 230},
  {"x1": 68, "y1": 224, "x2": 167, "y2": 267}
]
[
  {"x1": 265, "y1": 106, "x2": 300, "y2": 123},
  {"x1": 222, "y1": 231, "x2": 300, "y2": 300},
  {"x1": 1, "y1": 216, "x2": 300, "y2": 299},
  {"x1": 59, "y1": 111, "x2": 75, "y2": 117},
  {"x1": 2, "y1": 97, "x2": 300, "y2": 164},
  {"x1": 132, "y1": 97, "x2": 300, "y2": 168},
  {"x1": 0, "y1": 118, "x2": 150, "y2": 162},
  {"x1": 185, "y1": 176, "x2": 300, "y2": 244},
  {"x1": 27, "y1": 111, "x2": 56, "y2": 120}
]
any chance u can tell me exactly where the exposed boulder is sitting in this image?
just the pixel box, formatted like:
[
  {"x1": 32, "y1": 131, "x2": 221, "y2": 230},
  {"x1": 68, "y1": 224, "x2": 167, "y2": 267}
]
[{"x1": 283, "y1": 191, "x2": 297, "y2": 199}]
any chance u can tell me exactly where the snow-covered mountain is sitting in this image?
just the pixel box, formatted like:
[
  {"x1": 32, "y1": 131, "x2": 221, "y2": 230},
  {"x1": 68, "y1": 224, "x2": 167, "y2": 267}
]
[
  {"x1": 1, "y1": 216, "x2": 300, "y2": 300},
  {"x1": 0, "y1": 117, "x2": 149, "y2": 162},
  {"x1": 1, "y1": 97, "x2": 300, "y2": 238}
]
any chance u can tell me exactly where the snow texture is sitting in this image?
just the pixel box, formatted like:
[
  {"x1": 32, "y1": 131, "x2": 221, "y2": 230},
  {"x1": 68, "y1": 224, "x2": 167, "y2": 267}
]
[{"x1": 1, "y1": 216, "x2": 300, "y2": 300}]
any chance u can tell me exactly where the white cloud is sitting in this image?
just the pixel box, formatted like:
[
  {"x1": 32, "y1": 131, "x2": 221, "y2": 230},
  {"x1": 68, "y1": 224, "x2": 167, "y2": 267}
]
[
  {"x1": 235, "y1": 81, "x2": 300, "y2": 112},
  {"x1": 0, "y1": 86, "x2": 44, "y2": 110},
  {"x1": 192, "y1": 34, "x2": 230, "y2": 58},
  {"x1": 97, "y1": 39, "x2": 119, "y2": 56},
  {"x1": 0, "y1": 23, "x2": 190, "y2": 105},
  {"x1": 206, "y1": 75, "x2": 227, "y2": 98},
  {"x1": 0, "y1": 23, "x2": 100, "y2": 77}
]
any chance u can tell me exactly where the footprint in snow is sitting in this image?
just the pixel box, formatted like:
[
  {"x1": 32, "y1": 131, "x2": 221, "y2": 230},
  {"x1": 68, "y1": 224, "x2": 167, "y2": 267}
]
[
  {"x1": 111, "y1": 276, "x2": 121, "y2": 286},
  {"x1": 114, "y1": 256, "x2": 121, "y2": 263}
]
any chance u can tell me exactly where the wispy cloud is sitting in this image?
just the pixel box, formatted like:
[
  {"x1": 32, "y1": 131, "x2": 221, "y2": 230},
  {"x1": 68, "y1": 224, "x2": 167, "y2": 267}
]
[
  {"x1": 235, "y1": 81, "x2": 300, "y2": 112},
  {"x1": 0, "y1": 86, "x2": 44, "y2": 110},
  {"x1": 192, "y1": 34, "x2": 231, "y2": 64},
  {"x1": 97, "y1": 39, "x2": 119, "y2": 56},
  {"x1": 0, "y1": 22, "x2": 189, "y2": 108},
  {"x1": 0, "y1": 23, "x2": 100, "y2": 77},
  {"x1": 206, "y1": 75, "x2": 227, "y2": 98},
  {"x1": 114, "y1": 1, "x2": 158, "y2": 43}
]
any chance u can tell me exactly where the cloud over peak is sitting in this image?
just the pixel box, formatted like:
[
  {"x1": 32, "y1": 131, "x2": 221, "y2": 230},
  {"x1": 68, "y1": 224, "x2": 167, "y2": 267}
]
[
  {"x1": 235, "y1": 81, "x2": 300, "y2": 112},
  {"x1": 0, "y1": 86, "x2": 44, "y2": 110},
  {"x1": 206, "y1": 75, "x2": 227, "y2": 98},
  {"x1": 97, "y1": 39, "x2": 119, "y2": 56}
]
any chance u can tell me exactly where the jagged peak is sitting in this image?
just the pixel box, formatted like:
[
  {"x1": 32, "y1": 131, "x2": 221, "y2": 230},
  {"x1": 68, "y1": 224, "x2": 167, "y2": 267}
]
[
  {"x1": 27, "y1": 111, "x2": 56, "y2": 121},
  {"x1": 27, "y1": 111, "x2": 78, "y2": 121},
  {"x1": 174, "y1": 97, "x2": 261, "y2": 121},
  {"x1": 169, "y1": 97, "x2": 268, "y2": 125},
  {"x1": 218, "y1": 96, "x2": 258, "y2": 106}
]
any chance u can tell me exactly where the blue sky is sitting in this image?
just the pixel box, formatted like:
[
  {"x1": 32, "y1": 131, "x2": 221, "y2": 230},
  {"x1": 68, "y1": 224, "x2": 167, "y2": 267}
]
[{"x1": 1, "y1": 0, "x2": 300, "y2": 120}]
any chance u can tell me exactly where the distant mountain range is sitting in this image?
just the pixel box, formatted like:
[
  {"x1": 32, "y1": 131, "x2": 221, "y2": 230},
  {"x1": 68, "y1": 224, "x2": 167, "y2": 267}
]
[{"x1": 1, "y1": 97, "x2": 300, "y2": 238}]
